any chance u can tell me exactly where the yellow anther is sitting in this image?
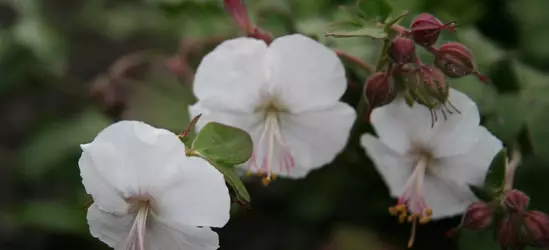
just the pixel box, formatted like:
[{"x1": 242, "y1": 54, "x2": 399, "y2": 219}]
[
  {"x1": 261, "y1": 177, "x2": 272, "y2": 186},
  {"x1": 395, "y1": 204, "x2": 406, "y2": 212},
  {"x1": 407, "y1": 216, "x2": 414, "y2": 223},
  {"x1": 419, "y1": 216, "x2": 431, "y2": 224},
  {"x1": 425, "y1": 208, "x2": 433, "y2": 216},
  {"x1": 389, "y1": 207, "x2": 398, "y2": 216},
  {"x1": 399, "y1": 213, "x2": 407, "y2": 224},
  {"x1": 271, "y1": 173, "x2": 277, "y2": 180},
  {"x1": 245, "y1": 171, "x2": 253, "y2": 177}
]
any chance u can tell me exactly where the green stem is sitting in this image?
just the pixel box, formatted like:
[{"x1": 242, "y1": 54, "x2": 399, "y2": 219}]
[{"x1": 350, "y1": 38, "x2": 391, "y2": 136}]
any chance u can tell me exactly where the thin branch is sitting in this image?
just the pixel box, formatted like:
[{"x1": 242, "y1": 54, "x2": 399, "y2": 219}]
[{"x1": 334, "y1": 49, "x2": 373, "y2": 73}]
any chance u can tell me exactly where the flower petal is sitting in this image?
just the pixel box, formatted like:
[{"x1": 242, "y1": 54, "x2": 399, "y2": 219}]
[
  {"x1": 146, "y1": 220, "x2": 219, "y2": 250},
  {"x1": 279, "y1": 102, "x2": 356, "y2": 177},
  {"x1": 193, "y1": 37, "x2": 268, "y2": 112},
  {"x1": 152, "y1": 155, "x2": 231, "y2": 228},
  {"x1": 80, "y1": 121, "x2": 215, "y2": 214},
  {"x1": 422, "y1": 173, "x2": 476, "y2": 219},
  {"x1": 266, "y1": 34, "x2": 347, "y2": 113},
  {"x1": 423, "y1": 127, "x2": 502, "y2": 219},
  {"x1": 370, "y1": 88, "x2": 480, "y2": 156},
  {"x1": 432, "y1": 126, "x2": 503, "y2": 190},
  {"x1": 79, "y1": 144, "x2": 130, "y2": 214},
  {"x1": 86, "y1": 204, "x2": 135, "y2": 248},
  {"x1": 189, "y1": 103, "x2": 262, "y2": 134},
  {"x1": 360, "y1": 134, "x2": 415, "y2": 197}
]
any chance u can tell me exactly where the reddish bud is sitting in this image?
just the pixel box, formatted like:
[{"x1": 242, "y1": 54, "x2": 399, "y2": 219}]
[
  {"x1": 524, "y1": 211, "x2": 549, "y2": 247},
  {"x1": 504, "y1": 190, "x2": 530, "y2": 213},
  {"x1": 388, "y1": 37, "x2": 416, "y2": 65},
  {"x1": 462, "y1": 202, "x2": 493, "y2": 231},
  {"x1": 224, "y1": 0, "x2": 252, "y2": 32},
  {"x1": 224, "y1": 0, "x2": 273, "y2": 44},
  {"x1": 420, "y1": 65, "x2": 449, "y2": 103},
  {"x1": 434, "y1": 42, "x2": 489, "y2": 83},
  {"x1": 364, "y1": 72, "x2": 397, "y2": 109},
  {"x1": 498, "y1": 214, "x2": 523, "y2": 248},
  {"x1": 410, "y1": 13, "x2": 457, "y2": 47}
]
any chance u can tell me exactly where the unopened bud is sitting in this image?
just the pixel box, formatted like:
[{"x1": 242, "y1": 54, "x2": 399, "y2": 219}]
[
  {"x1": 224, "y1": 0, "x2": 273, "y2": 44},
  {"x1": 504, "y1": 190, "x2": 530, "y2": 213},
  {"x1": 389, "y1": 37, "x2": 416, "y2": 65},
  {"x1": 420, "y1": 65, "x2": 448, "y2": 103},
  {"x1": 410, "y1": 13, "x2": 457, "y2": 47},
  {"x1": 498, "y1": 214, "x2": 523, "y2": 248},
  {"x1": 524, "y1": 211, "x2": 549, "y2": 247},
  {"x1": 434, "y1": 42, "x2": 488, "y2": 82},
  {"x1": 364, "y1": 72, "x2": 397, "y2": 109},
  {"x1": 462, "y1": 202, "x2": 493, "y2": 230}
]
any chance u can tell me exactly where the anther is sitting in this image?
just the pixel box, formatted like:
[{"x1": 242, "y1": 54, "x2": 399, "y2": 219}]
[{"x1": 419, "y1": 216, "x2": 431, "y2": 224}]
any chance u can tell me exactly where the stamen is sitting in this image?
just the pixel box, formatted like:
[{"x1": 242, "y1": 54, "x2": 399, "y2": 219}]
[
  {"x1": 122, "y1": 200, "x2": 151, "y2": 250},
  {"x1": 247, "y1": 110, "x2": 295, "y2": 184},
  {"x1": 387, "y1": 156, "x2": 433, "y2": 248}
]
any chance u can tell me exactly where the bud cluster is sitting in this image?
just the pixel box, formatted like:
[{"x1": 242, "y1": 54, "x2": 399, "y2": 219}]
[
  {"x1": 364, "y1": 13, "x2": 488, "y2": 123},
  {"x1": 450, "y1": 189, "x2": 549, "y2": 249}
]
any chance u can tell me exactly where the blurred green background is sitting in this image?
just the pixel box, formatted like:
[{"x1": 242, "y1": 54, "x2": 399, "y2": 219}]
[{"x1": 1, "y1": 0, "x2": 549, "y2": 249}]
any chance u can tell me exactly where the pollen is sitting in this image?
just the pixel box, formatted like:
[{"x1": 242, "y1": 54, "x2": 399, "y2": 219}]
[{"x1": 388, "y1": 203, "x2": 433, "y2": 248}]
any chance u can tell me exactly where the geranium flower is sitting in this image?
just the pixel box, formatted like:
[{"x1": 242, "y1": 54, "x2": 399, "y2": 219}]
[
  {"x1": 361, "y1": 89, "x2": 502, "y2": 246},
  {"x1": 79, "y1": 121, "x2": 230, "y2": 250},
  {"x1": 189, "y1": 34, "x2": 356, "y2": 183}
]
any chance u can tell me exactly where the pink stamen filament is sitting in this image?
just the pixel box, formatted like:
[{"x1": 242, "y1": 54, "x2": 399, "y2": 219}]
[
  {"x1": 248, "y1": 111, "x2": 295, "y2": 183},
  {"x1": 123, "y1": 203, "x2": 150, "y2": 250},
  {"x1": 400, "y1": 156, "x2": 429, "y2": 216}
]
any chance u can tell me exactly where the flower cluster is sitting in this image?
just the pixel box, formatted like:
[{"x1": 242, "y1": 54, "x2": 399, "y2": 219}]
[
  {"x1": 452, "y1": 186, "x2": 549, "y2": 249},
  {"x1": 77, "y1": 2, "x2": 546, "y2": 250},
  {"x1": 365, "y1": 13, "x2": 489, "y2": 121}
]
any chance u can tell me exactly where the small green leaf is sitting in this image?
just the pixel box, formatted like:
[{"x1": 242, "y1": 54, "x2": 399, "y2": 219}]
[
  {"x1": 483, "y1": 148, "x2": 508, "y2": 194},
  {"x1": 468, "y1": 184, "x2": 494, "y2": 202},
  {"x1": 325, "y1": 26, "x2": 387, "y2": 39},
  {"x1": 192, "y1": 122, "x2": 253, "y2": 165},
  {"x1": 210, "y1": 160, "x2": 251, "y2": 205},
  {"x1": 356, "y1": 0, "x2": 393, "y2": 23}
]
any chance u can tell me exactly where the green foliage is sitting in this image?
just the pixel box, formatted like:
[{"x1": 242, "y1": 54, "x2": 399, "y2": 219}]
[
  {"x1": 3, "y1": 0, "x2": 549, "y2": 249},
  {"x1": 188, "y1": 121, "x2": 253, "y2": 204},
  {"x1": 192, "y1": 122, "x2": 253, "y2": 165},
  {"x1": 484, "y1": 148, "x2": 507, "y2": 195}
]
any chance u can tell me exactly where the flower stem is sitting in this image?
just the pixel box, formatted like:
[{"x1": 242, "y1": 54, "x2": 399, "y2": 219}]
[{"x1": 334, "y1": 49, "x2": 373, "y2": 73}]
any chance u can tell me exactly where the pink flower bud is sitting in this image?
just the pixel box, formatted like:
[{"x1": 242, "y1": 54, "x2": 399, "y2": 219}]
[
  {"x1": 410, "y1": 13, "x2": 457, "y2": 47},
  {"x1": 462, "y1": 202, "x2": 493, "y2": 230},
  {"x1": 524, "y1": 211, "x2": 549, "y2": 247},
  {"x1": 504, "y1": 190, "x2": 530, "y2": 213},
  {"x1": 224, "y1": 0, "x2": 252, "y2": 32},
  {"x1": 364, "y1": 72, "x2": 397, "y2": 109},
  {"x1": 434, "y1": 42, "x2": 489, "y2": 83},
  {"x1": 388, "y1": 37, "x2": 416, "y2": 65},
  {"x1": 420, "y1": 65, "x2": 448, "y2": 103},
  {"x1": 498, "y1": 214, "x2": 523, "y2": 248},
  {"x1": 224, "y1": 0, "x2": 273, "y2": 44}
]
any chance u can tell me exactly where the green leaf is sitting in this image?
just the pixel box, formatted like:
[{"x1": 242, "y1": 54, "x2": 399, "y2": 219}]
[
  {"x1": 192, "y1": 122, "x2": 253, "y2": 165},
  {"x1": 356, "y1": 0, "x2": 393, "y2": 22},
  {"x1": 325, "y1": 26, "x2": 387, "y2": 39},
  {"x1": 468, "y1": 184, "x2": 494, "y2": 202},
  {"x1": 18, "y1": 110, "x2": 111, "y2": 180},
  {"x1": 483, "y1": 148, "x2": 508, "y2": 194},
  {"x1": 210, "y1": 160, "x2": 251, "y2": 205}
]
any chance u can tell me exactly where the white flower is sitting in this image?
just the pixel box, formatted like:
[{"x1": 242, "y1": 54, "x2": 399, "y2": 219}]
[
  {"x1": 189, "y1": 34, "x2": 356, "y2": 183},
  {"x1": 79, "y1": 121, "x2": 230, "y2": 250},
  {"x1": 361, "y1": 89, "x2": 502, "y2": 222}
]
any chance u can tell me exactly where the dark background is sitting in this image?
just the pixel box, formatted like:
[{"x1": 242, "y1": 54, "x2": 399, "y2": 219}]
[{"x1": 1, "y1": 0, "x2": 548, "y2": 249}]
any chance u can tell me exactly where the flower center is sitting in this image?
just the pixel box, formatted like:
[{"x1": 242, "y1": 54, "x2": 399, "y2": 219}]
[
  {"x1": 247, "y1": 100, "x2": 295, "y2": 185},
  {"x1": 388, "y1": 152, "x2": 433, "y2": 248},
  {"x1": 123, "y1": 198, "x2": 152, "y2": 250}
]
